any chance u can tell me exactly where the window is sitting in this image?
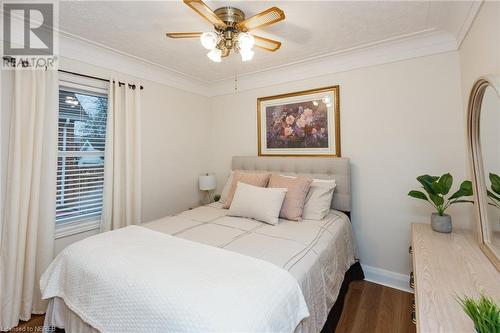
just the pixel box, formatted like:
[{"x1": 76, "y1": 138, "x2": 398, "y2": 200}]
[{"x1": 56, "y1": 78, "x2": 108, "y2": 237}]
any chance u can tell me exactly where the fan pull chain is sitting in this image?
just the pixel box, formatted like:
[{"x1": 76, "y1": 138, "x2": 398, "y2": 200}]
[{"x1": 234, "y1": 73, "x2": 238, "y2": 91}]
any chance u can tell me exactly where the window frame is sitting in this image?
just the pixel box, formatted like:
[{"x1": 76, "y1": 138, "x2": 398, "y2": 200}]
[{"x1": 55, "y1": 73, "x2": 109, "y2": 239}]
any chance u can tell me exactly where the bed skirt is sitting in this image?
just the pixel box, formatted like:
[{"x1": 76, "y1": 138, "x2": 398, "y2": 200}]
[{"x1": 320, "y1": 261, "x2": 365, "y2": 333}]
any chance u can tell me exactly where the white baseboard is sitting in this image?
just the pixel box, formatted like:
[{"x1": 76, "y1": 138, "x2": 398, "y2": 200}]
[{"x1": 361, "y1": 264, "x2": 413, "y2": 293}]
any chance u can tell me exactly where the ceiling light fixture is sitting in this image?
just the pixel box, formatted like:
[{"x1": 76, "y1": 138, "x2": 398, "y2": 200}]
[
  {"x1": 200, "y1": 32, "x2": 218, "y2": 50},
  {"x1": 207, "y1": 48, "x2": 222, "y2": 62},
  {"x1": 237, "y1": 33, "x2": 255, "y2": 50},
  {"x1": 201, "y1": 30, "x2": 256, "y2": 63},
  {"x1": 237, "y1": 33, "x2": 255, "y2": 62},
  {"x1": 240, "y1": 48, "x2": 254, "y2": 62},
  {"x1": 167, "y1": 1, "x2": 285, "y2": 63}
]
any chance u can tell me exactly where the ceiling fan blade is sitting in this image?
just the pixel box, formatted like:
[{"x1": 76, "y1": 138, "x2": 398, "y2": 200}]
[
  {"x1": 183, "y1": 0, "x2": 227, "y2": 29},
  {"x1": 252, "y1": 35, "x2": 282, "y2": 52},
  {"x1": 236, "y1": 7, "x2": 285, "y2": 31},
  {"x1": 166, "y1": 32, "x2": 203, "y2": 38}
]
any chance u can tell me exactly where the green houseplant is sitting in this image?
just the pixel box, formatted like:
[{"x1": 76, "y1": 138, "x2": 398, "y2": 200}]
[
  {"x1": 457, "y1": 294, "x2": 500, "y2": 333},
  {"x1": 487, "y1": 173, "x2": 500, "y2": 210},
  {"x1": 408, "y1": 173, "x2": 473, "y2": 233}
]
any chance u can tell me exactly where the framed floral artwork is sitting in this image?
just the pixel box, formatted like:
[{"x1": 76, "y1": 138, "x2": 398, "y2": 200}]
[{"x1": 257, "y1": 86, "x2": 340, "y2": 157}]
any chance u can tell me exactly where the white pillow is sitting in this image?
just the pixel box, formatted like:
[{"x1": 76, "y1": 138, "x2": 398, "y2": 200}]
[
  {"x1": 228, "y1": 182, "x2": 287, "y2": 225},
  {"x1": 302, "y1": 179, "x2": 336, "y2": 220},
  {"x1": 220, "y1": 171, "x2": 234, "y2": 203}
]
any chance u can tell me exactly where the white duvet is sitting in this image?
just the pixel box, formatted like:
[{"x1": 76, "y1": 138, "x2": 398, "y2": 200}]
[{"x1": 40, "y1": 226, "x2": 309, "y2": 333}]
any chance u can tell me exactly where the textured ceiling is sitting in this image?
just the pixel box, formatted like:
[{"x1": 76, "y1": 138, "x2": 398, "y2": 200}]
[{"x1": 59, "y1": 1, "x2": 475, "y2": 83}]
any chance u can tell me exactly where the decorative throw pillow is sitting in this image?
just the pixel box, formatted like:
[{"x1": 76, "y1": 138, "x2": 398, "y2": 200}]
[
  {"x1": 228, "y1": 182, "x2": 287, "y2": 225},
  {"x1": 302, "y1": 179, "x2": 336, "y2": 220},
  {"x1": 220, "y1": 170, "x2": 268, "y2": 203},
  {"x1": 223, "y1": 171, "x2": 271, "y2": 208},
  {"x1": 219, "y1": 171, "x2": 234, "y2": 203},
  {"x1": 268, "y1": 174, "x2": 313, "y2": 221}
]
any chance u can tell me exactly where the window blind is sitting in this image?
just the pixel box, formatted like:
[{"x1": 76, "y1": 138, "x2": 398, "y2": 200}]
[{"x1": 56, "y1": 89, "x2": 108, "y2": 226}]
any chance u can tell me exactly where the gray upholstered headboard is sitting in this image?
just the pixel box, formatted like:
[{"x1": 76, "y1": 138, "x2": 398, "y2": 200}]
[{"x1": 231, "y1": 156, "x2": 351, "y2": 212}]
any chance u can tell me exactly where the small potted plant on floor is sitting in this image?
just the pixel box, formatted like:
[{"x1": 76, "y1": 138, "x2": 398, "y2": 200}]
[
  {"x1": 457, "y1": 294, "x2": 500, "y2": 333},
  {"x1": 408, "y1": 173, "x2": 473, "y2": 233}
]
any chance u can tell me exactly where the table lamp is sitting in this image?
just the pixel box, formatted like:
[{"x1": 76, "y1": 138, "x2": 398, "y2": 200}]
[{"x1": 199, "y1": 173, "x2": 216, "y2": 204}]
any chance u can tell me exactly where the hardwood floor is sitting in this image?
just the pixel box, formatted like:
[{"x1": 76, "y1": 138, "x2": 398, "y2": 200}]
[
  {"x1": 6, "y1": 314, "x2": 45, "y2": 332},
  {"x1": 7, "y1": 281, "x2": 415, "y2": 333},
  {"x1": 337, "y1": 281, "x2": 416, "y2": 333}
]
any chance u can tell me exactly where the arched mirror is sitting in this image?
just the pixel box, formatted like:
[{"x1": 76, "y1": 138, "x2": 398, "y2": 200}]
[{"x1": 468, "y1": 76, "x2": 500, "y2": 271}]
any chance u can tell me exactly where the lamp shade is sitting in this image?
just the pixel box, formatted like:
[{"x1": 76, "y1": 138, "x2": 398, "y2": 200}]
[{"x1": 199, "y1": 174, "x2": 216, "y2": 191}]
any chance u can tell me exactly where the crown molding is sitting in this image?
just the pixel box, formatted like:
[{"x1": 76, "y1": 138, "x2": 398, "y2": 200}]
[
  {"x1": 59, "y1": 32, "x2": 212, "y2": 96},
  {"x1": 455, "y1": 0, "x2": 483, "y2": 48},
  {"x1": 207, "y1": 30, "x2": 458, "y2": 96},
  {"x1": 3, "y1": 8, "x2": 202, "y2": 91},
  {"x1": 210, "y1": 28, "x2": 437, "y2": 83},
  {"x1": 58, "y1": 13, "x2": 480, "y2": 97}
]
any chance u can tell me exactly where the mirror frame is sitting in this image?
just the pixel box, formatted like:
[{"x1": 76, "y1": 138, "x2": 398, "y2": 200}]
[{"x1": 467, "y1": 75, "x2": 500, "y2": 272}]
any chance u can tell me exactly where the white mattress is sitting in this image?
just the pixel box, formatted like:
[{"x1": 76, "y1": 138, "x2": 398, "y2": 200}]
[{"x1": 44, "y1": 203, "x2": 357, "y2": 333}]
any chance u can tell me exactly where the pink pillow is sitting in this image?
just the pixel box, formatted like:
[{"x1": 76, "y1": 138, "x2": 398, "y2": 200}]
[
  {"x1": 268, "y1": 174, "x2": 313, "y2": 221},
  {"x1": 223, "y1": 171, "x2": 271, "y2": 208}
]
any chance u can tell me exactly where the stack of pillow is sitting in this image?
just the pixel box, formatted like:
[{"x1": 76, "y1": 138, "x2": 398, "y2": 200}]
[{"x1": 219, "y1": 170, "x2": 336, "y2": 225}]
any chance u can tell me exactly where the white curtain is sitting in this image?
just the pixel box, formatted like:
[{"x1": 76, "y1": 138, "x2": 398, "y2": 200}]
[
  {"x1": 0, "y1": 69, "x2": 58, "y2": 330},
  {"x1": 101, "y1": 80, "x2": 142, "y2": 231}
]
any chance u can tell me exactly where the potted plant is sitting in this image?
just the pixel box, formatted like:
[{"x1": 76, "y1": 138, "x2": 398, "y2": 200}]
[
  {"x1": 487, "y1": 173, "x2": 500, "y2": 209},
  {"x1": 457, "y1": 294, "x2": 500, "y2": 333},
  {"x1": 408, "y1": 173, "x2": 473, "y2": 233}
]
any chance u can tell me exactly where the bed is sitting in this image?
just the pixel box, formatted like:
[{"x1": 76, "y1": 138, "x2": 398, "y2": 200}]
[{"x1": 42, "y1": 156, "x2": 362, "y2": 333}]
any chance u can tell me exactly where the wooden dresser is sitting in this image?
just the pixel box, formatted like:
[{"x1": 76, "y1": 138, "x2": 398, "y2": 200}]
[{"x1": 411, "y1": 223, "x2": 500, "y2": 333}]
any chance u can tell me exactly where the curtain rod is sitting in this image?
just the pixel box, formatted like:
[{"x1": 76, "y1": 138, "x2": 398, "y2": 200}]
[
  {"x1": 59, "y1": 69, "x2": 144, "y2": 90},
  {"x1": 2, "y1": 56, "x2": 144, "y2": 90}
]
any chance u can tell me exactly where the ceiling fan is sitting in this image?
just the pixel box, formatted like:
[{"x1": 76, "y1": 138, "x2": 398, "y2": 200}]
[{"x1": 166, "y1": 0, "x2": 285, "y2": 63}]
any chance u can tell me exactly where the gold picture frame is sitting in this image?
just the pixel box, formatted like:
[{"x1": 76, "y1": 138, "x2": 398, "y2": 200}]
[{"x1": 257, "y1": 85, "x2": 341, "y2": 157}]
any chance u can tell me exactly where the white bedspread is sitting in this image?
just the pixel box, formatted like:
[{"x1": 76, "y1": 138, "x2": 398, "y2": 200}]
[
  {"x1": 40, "y1": 225, "x2": 309, "y2": 333},
  {"x1": 145, "y1": 203, "x2": 357, "y2": 333},
  {"x1": 42, "y1": 203, "x2": 357, "y2": 333}
]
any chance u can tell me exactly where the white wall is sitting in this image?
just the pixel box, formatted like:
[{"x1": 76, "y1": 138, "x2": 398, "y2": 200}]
[
  {"x1": 459, "y1": 1, "x2": 500, "y2": 102},
  {"x1": 208, "y1": 51, "x2": 469, "y2": 278}
]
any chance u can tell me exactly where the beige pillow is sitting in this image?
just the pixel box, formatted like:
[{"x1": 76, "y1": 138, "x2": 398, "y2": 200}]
[
  {"x1": 223, "y1": 171, "x2": 271, "y2": 208},
  {"x1": 229, "y1": 182, "x2": 287, "y2": 225},
  {"x1": 219, "y1": 171, "x2": 234, "y2": 203},
  {"x1": 268, "y1": 174, "x2": 313, "y2": 221},
  {"x1": 220, "y1": 170, "x2": 267, "y2": 203},
  {"x1": 302, "y1": 179, "x2": 336, "y2": 220}
]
